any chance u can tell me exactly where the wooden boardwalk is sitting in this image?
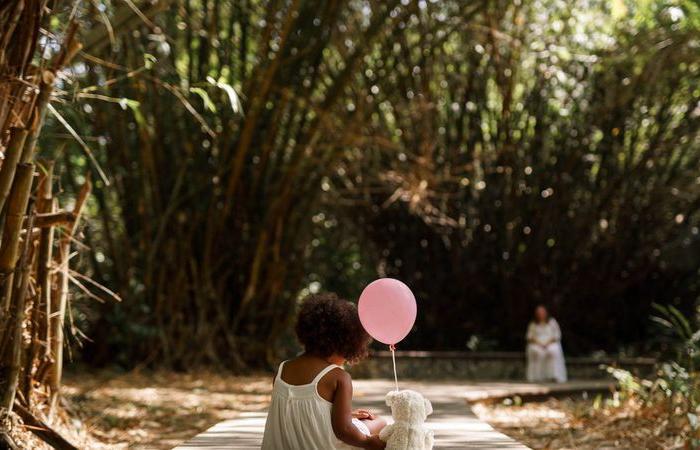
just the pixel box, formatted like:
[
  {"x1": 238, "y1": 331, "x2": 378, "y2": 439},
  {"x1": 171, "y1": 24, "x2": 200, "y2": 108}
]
[{"x1": 174, "y1": 379, "x2": 611, "y2": 449}]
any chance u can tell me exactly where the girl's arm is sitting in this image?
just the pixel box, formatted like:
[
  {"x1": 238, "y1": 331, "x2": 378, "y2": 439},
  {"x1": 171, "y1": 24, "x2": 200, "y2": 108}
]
[{"x1": 331, "y1": 370, "x2": 385, "y2": 450}]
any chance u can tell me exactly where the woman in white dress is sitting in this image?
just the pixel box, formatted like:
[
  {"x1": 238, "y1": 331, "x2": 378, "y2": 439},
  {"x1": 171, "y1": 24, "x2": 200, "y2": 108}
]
[{"x1": 526, "y1": 305, "x2": 567, "y2": 382}]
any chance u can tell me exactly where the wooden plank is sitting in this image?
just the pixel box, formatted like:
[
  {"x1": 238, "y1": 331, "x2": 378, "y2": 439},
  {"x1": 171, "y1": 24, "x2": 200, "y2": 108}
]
[
  {"x1": 172, "y1": 413, "x2": 267, "y2": 450},
  {"x1": 174, "y1": 380, "x2": 531, "y2": 450}
]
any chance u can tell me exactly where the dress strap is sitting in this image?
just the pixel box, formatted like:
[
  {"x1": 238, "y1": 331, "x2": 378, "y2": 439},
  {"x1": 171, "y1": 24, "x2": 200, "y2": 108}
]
[
  {"x1": 311, "y1": 364, "x2": 342, "y2": 385},
  {"x1": 276, "y1": 360, "x2": 287, "y2": 381}
]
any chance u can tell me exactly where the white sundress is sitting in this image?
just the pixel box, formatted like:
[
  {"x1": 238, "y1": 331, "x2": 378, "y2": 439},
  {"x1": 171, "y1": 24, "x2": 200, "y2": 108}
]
[
  {"x1": 526, "y1": 318, "x2": 568, "y2": 383},
  {"x1": 261, "y1": 361, "x2": 370, "y2": 450}
]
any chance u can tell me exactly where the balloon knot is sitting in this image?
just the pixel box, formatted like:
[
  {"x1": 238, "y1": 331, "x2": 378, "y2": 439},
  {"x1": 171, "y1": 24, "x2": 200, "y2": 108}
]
[{"x1": 389, "y1": 344, "x2": 396, "y2": 352}]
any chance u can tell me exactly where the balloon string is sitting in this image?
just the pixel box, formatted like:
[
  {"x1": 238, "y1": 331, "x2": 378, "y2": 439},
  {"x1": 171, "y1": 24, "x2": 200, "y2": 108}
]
[{"x1": 390, "y1": 344, "x2": 398, "y2": 391}]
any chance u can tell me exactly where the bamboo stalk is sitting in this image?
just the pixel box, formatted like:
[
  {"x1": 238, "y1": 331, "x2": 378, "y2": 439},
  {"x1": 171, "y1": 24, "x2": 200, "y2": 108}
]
[
  {"x1": 21, "y1": 22, "x2": 81, "y2": 165},
  {"x1": 23, "y1": 161, "x2": 53, "y2": 404},
  {"x1": 81, "y1": 0, "x2": 175, "y2": 54},
  {"x1": 31, "y1": 210, "x2": 74, "y2": 228},
  {"x1": 42, "y1": 200, "x2": 58, "y2": 360},
  {"x1": 49, "y1": 178, "x2": 91, "y2": 412},
  {"x1": 1, "y1": 203, "x2": 34, "y2": 411},
  {"x1": 0, "y1": 432, "x2": 19, "y2": 450},
  {"x1": 221, "y1": 0, "x2": 302, "y2": 212},
  {"x1": 0, "y1": 128, "x2": 28, "y2": 214},
  {"x1": 13, "y1": 400, "x2": 79, "y2": 450},
  {"x1": 0, "y1": 163, "x2": 34, "y2": 313}
]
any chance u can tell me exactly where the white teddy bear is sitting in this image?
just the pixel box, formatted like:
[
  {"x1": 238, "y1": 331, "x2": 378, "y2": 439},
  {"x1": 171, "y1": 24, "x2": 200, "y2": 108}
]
[{"x1": 379, "y1": 389, "x2": 434, "y2": 450}]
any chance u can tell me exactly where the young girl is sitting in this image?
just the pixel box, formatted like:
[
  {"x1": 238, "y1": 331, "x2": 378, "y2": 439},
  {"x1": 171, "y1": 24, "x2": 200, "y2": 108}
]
[{"x1": 262, "y1": 293, "x2": 386, "y2": 449}]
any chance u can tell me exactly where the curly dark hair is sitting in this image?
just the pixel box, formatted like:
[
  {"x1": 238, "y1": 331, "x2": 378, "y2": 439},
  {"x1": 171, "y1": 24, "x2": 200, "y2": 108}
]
[{"x1": 295, "y1": 293, "x2": 371, "y2": 364}]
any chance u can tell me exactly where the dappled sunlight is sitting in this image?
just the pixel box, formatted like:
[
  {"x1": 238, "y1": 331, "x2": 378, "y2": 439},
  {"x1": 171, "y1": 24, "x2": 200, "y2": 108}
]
[
  {"x1": 473, "y1": 398, "x2": 688, "y2": 449},
  {"x1": 62, "y1": 371, "x2": 272, "y2": 449},
  {"x1": 473, "y1": 401, "x2": 570, "y2": 428}
]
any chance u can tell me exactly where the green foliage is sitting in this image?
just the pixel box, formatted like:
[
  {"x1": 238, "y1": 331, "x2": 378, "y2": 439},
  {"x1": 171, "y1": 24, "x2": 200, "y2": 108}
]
[
  {"x1": 608, "y1": 307, "x2": 700, "y2": 446},
  {"x1": 189, "y1": 87, "x2": 217, "y2": 112},
  {"x1": 336, "y1": 0, "x2": 700, "y2": 352},
  {"x1": 47, "y1": 0, "x2": 409, "y2": 368},
  {"x1": 38, "y1": 0, "x2": 700, "y2": 367},
  {"x1": 653, "y1": 303, "x2": 700, "y2": 371},
  {"x1": 625, "y1": 0, "x2": 700, "y2": 30}
]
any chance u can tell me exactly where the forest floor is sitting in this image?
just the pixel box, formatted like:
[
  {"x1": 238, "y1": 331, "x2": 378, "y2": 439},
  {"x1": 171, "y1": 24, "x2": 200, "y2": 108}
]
[
  {"x1": 472, "y1": 397, "x2": 687, "y2": 449},
  {"x1": 12, "y1": 370, "x2": 685, "y2": 449},
  {"x1": 61, "y1": 370, "x2": 272, "y2": 449}
]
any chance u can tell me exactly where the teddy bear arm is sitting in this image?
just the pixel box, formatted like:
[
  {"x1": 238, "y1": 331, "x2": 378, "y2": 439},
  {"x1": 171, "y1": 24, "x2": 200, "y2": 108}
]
[
  {"x1": 379, "y1": 423, "x2": 394, "y2": 441},
  {"x1": 424, "y1": 429, "x2": 434, "y2": 449}
]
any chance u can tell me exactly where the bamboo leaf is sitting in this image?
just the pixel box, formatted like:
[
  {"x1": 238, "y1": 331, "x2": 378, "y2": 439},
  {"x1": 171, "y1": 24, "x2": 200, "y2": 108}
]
[
  {"x1": 190, "y1": 87, "x2": 217, "y2": 113},
  {"x1": 120, "y1": 98, "x2": 147, "y2": 129},
  {"x1": 47, "y1": 104, "x2": 110, "y2": 186},
  {"x1": 650, "y1": 315, "x2": 674, "y2": 330},
  {"x1": 144, "y1": 53, "x2": 157, "y2": 69},
  {"x1": 206, "y1": 76, "x2": 243, "y2": 115},
  {"x1": 668, "y1": 305, "x2": 693, "y2": 340}
]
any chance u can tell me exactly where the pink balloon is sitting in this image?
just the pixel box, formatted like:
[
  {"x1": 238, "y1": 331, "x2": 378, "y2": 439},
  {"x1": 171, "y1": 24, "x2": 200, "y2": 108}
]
[{"x1": 358, "y1": 278, "x2": 417, "y2": 345}]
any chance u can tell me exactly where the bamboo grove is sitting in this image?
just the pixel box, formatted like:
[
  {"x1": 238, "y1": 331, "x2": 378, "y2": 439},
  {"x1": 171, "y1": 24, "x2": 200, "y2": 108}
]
[
  {"x1": 17, "y1": 0, "x2": 700, "y2": 372},
  {"x1": 339, "y1": 0, "x2": 700, "y2": 352},
  {"x1": 0, "y1": 2, "x2": 93, "y2": 448},
  {"x1": 56, "y1": 0, "x2": 416, "y2": 368}
]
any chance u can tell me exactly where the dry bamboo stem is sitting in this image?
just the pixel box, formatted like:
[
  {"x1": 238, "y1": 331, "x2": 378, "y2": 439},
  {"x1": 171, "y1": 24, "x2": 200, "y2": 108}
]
[
  {"x1": 23, "y1": 161, "x2": 53, "y2": 404},
  {"x1": 0, "y1": 164, "x2": 34, "y2": 312},
  {"x1": 0, "y1": 432, "x2": 19, "y2": 450},
  {"x1": 22, "y1": 22, "x2": 81, "y2": 164},
  {"x1": 2, "y1": 204, "x2": 34, "y2": 411},
  {"x1": 21, "y1": 79, "x2": 54, "y2": 164},
  {"x1": 0, "y1": 128, "x2": 28, "y2": 214},
  {"x1": 0, "y1": 163, "x2": 35, "y2": 411},
  {"x1": 49, "y1": 178, "x2": 91, "y2": 412},
  {"x1": 34, "y1": 199, "x2": 56, "y2": 387},
  {"x1": 49, "y1": 248, "x2": 69, "y2": 412},
  {"x1": 31, "y1": 210, "x2": 74, "y2": 228},
  {"x1": 13, "y1": 400, "x2": 79, "y2": 450},
  {"x1": 82, "y1": 0, "x2": 175, "y2": 54}
]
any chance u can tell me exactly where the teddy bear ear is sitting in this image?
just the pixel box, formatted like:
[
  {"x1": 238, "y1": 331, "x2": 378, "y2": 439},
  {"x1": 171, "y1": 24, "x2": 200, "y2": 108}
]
[
  {"x1": 385, "y1": 390, "x2": 398, "y2": 406},
  {"x1": 424, "y1": 397, "x2": 433, "y2": 416}
]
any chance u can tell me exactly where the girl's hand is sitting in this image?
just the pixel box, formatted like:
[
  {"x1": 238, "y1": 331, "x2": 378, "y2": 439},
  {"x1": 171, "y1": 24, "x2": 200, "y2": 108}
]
[
  {"x1": 364, "y1": 435, "x2": 386, "y2": 450},
  {"x1": 352, "y1": 409, "x2": 376, "y2": 420}
]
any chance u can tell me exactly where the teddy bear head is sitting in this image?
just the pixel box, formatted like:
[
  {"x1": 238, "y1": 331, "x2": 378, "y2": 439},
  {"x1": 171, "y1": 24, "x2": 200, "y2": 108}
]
[{"x1": 385, "y1": 389, "x2": 433, "y2": 423}]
